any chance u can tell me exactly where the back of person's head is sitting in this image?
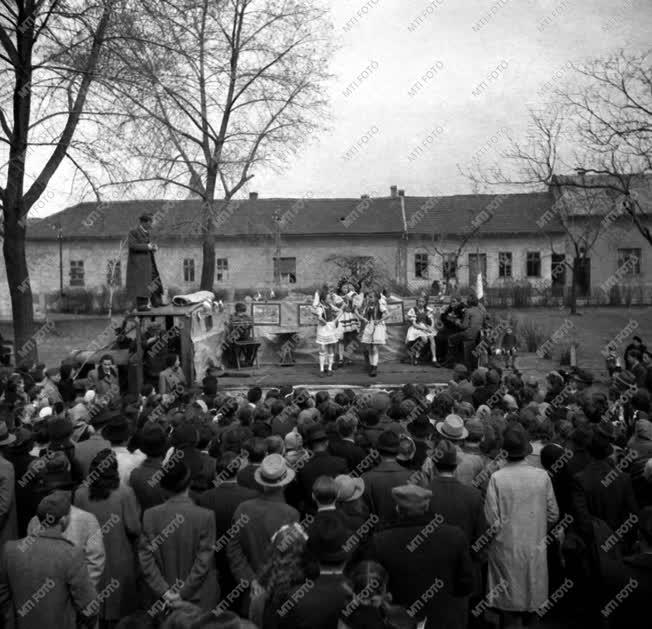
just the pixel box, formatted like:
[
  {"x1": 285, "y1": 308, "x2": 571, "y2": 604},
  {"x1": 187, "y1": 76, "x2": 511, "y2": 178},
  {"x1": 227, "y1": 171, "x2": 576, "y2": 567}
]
[
  {"x1": 358, "y1": 407, "x2": 379, "y2": 427},
  {"x1": 430, "y1": 393, "x2": 454, "y2": 419},
  {"x1": 165, "y1": 353, "x2": 178, "y2": 369},
  {"x1": 265, "y1": 388, "x2": 281, "y2": 401},
  {"x1": 141, "y1": 384, "x2": 154, "y2": 398},
  {"x1": 115, "y1": 612, "x2": 157, "y2": 629},
  {"x1": 244, "y1": 437, "x2": 267, "y2": 463},
  {"x1": 471, "y1": 370, "x2": 486, "y2": 387},
  {"x1": 315, "y1": 391, "x2": 330, "y2": 407},
  {"x1": 247, "y1": 387, "x2": 262, "y2": 404},
  {"x1": 587, "y1": 431, "x2": 612, "y2": 460},
  {"x1": 236, "y1": 405, "x2": 253, "y2": 426},
  {"x1": 322, "y1": 402, "x2": 344, "y2": 425},
  {"x1": 216, "y1": 451, "x2": 242, "y2": 480},
  {"x1": 253, "y1": 405, "x2": 271, "y2": 424},
  {"x1": 160, "y1": 602, "x2": 204, "y2": 629},
  {"x1": 312, "y1": 475, "x2": 339, "y2": 506},
  {"x1": 334, "y1": 392, "x2": 349, "y2": 408},
  {"x1": 337, "y1": 414, "x2": 358, "y2": 438},
  {"x1": 270, "y1": 399, "x2": 286, "y2": 417},
  {"x1": 265, "y1": 435, "x2": 285, "y2": 455}
]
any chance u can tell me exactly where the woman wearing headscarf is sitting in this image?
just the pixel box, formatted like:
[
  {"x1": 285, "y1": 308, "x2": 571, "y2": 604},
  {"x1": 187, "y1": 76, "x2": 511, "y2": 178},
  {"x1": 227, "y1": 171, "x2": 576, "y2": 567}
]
[{"x1": 74, "y1": 449, "x2": 141, "y2": 628}]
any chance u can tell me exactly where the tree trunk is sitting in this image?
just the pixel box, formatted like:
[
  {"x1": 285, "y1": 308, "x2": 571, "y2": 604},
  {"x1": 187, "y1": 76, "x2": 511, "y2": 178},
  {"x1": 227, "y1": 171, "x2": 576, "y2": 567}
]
[
  {"x1": 3, "y1": 207, "x2": 36, "y2": 364},
  {"x1": 199, "y1": 171, "x2": 218, "y2": 290},
  {"x1": 569, "y1": 259, "x2": 578, "y2": 315},
  {"x1": 200, "y1": 234, "x2": 216, "y2": 290}
]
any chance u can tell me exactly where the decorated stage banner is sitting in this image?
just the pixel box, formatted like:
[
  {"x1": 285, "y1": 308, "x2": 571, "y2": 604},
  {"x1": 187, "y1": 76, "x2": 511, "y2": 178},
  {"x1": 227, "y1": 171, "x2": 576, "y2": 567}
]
[
  {"x1": 384, "y1": 302, "x2": 405, "y2": 325},
  {"x1": 298, "y1": 304, "x2": 318, "y2": 326},
  {"x1": 252, "y1": 303, "x2": 281, "y2": 325}
]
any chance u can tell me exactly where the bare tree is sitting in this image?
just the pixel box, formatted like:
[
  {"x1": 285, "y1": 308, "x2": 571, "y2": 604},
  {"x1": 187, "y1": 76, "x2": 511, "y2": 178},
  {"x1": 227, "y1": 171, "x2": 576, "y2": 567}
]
[
  {"x1": 102, "y1": 0, "x2": 333, "y2": 289},
  {"x1": 559, "y1": 50, "x2": 652, "y2": 245},
  {"x1": 465, "y1": 107, "x2": 620, "y2": 313},
  {"x1": 0, "y1": 0, "x2": 119, "y2": 360}
]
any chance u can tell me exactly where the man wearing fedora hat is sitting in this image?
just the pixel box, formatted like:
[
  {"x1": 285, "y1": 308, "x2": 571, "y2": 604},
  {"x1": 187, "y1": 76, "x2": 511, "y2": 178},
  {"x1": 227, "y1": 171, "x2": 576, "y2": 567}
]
[
  {"x1": 362, "y1": 430, "x2": 412, "y2": 523},
  {"x1": 227, "y1": 454, "x2": 299, "y2": 610},
  {"x1": 296, "y1": 425, "x2": 348, "y2": 512},
  {"x1": 139, "y1": 459, "x2": 219, "y2": 612},
  {"x1": 198, "y1": 452, "x2": 258, "y2": 599},
  {"x1": 334, "y1": 474, "x2": 370, "y2": 531},
  {"x1": 130, "y1": 423, "x2": 171, "y2": 514},
  {"x1": 484, "y1": 425, "x2": 559, "y2": 625},
  {"x1": 364, "y1": 484, "x2": 474, "y2": 629},
  {"x1": 126, "y1": 212, "x2": 163, "y2": 310},
  {"x1": 271, "y1": 511, "x2": 350, "y2": 628}
]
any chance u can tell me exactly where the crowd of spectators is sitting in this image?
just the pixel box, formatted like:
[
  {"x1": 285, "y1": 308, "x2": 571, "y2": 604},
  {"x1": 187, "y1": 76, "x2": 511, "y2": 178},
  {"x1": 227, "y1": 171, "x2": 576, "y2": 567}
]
[{"x1": 0, "y1": 340, "x2": 650, "y2": 629}]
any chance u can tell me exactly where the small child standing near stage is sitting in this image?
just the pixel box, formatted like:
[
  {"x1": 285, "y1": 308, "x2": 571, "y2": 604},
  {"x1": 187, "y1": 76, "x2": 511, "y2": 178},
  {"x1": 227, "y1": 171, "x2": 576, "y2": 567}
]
[
  {"x1": 500, "y1": 325, "x2": 518, "y2": 370},
  {"x1": 358, "y1": 290, "x2": 388, "y2": 377},
  {"x1": 312, "y1": 285, "x2": 342, "y2": 377}
]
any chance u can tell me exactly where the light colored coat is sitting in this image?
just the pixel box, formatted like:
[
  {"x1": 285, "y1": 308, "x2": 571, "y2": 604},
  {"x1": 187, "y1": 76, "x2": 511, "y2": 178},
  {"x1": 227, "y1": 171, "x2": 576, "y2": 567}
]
[
  {"x1": 28, "y1": 505, "x2": 105, "y2": 588},
  {"x1": 484, "y1": 460, "x2": 559, "y2": 612}
]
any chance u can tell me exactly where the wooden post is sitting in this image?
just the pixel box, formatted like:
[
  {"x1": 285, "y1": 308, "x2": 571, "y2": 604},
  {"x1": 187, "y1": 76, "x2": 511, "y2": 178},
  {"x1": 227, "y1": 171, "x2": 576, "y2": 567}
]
[{"x1": 181, "y1": 314, "x2": 194, "y2": 385}]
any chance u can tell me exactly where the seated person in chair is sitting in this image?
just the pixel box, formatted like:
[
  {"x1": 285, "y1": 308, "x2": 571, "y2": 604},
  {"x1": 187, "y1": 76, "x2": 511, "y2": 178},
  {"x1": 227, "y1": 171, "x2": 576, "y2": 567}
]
[
  {"x1": 445, "y1": 295, "x2": 485, "y2": 368},
  {"x1": 224, "y1": 302, "x2": 257, "y2": 367},
  {"x1": 405, "y1": 296, "x2": 439, "y2": 365}
]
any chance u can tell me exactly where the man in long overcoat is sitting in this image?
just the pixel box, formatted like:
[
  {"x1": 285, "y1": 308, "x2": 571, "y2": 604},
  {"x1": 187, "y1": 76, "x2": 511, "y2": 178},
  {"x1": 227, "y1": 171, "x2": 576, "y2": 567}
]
[{"x1": 126, "y1": 213, "x2": 163, "y2": 309}]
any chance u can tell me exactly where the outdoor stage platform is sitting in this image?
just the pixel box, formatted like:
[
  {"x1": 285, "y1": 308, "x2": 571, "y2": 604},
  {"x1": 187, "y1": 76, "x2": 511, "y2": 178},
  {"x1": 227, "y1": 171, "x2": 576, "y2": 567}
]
[{"x1": 215, "y1": 360, "x2": 454, "y2": 394}]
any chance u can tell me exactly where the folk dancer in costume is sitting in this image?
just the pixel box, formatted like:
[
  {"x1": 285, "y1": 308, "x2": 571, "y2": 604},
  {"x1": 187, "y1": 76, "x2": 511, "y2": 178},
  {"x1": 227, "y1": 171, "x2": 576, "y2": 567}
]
[
  {"x1": 357, "y1": 290, "x2": 388, "y2": 378},
  {"x1": 312, "y1": 286, "x2": 343, "y2": 377},
  {"x1": 405, "y1": 296, "x2": 439, "y2": 366},
  {"x1": 335, "y1": 281, "x2": 363, "y2": 367}
]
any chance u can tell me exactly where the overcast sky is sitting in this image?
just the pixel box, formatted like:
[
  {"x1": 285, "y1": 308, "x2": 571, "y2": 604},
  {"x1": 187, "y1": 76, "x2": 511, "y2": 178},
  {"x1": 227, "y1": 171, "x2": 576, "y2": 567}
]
[{"x1": 33, "y1": 0, "x2": 652, "y2": 216}]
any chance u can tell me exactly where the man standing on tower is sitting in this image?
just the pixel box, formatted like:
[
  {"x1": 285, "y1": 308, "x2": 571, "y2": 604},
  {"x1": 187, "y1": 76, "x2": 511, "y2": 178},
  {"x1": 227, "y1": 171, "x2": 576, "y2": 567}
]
[{"x1": 126, "y1": 213, "x2": 163, "y2": 310}]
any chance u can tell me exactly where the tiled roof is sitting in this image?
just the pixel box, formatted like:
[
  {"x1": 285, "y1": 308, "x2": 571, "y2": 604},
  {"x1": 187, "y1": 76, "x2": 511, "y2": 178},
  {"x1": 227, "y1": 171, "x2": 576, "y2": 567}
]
[{"x1": 28, "y1": 191, "x2": 563, "y2": 240}]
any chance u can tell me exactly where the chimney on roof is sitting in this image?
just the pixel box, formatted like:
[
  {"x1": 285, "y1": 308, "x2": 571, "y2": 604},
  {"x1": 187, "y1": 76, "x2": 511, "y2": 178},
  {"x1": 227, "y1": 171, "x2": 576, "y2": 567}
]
[
  {"x1": 390, "y1": 185, "x2": 398, "y2": 198},
  {"x1": 398, "y1": 189, "x2": 405, "y2": 197},
  {"x1": 575, "y1": 168, "x2": 586, "y2": 177},
  {"x1": 249, "y1": 192, "x2": 258, "y2": 200},
  {"x1": 361, "y1": 194, "x2": 369, "y2": 199}
]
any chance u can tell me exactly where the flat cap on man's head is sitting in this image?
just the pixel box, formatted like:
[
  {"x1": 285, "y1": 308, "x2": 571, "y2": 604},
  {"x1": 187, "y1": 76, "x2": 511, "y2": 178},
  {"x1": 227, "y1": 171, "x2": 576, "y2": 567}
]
[{"x1": 139, "y1": 212, "x2": 153, "y2": 222}]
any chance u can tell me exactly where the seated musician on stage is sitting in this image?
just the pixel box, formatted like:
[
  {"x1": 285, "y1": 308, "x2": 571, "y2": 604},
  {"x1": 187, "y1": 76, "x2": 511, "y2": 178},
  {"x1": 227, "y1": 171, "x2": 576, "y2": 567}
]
[
  {"x1": 405, "y1": 296, "x2": 439, "y2": 365},
  {"x1": 435, "y1": 295, "x2": 465, "y2": 364},
  {"x1": 444, "y1": 295, "x2": 485, "y2": 367},
  {"x1": 224, "y1": 302, "x2": 256, "y2": 366}
]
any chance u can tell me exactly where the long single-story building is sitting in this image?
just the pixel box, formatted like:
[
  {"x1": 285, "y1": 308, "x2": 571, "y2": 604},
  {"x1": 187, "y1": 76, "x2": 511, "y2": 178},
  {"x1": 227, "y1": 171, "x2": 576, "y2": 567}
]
[{"x1": 0, "y1": 177, "x2": 650, "y2": 317}]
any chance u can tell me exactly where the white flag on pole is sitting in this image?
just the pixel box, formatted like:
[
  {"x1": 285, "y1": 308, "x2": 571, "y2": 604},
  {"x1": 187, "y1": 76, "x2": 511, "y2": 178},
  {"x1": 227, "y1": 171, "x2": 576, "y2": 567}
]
[{"x1": 476, "y1": 272, "x2": 484, "y2": 300}]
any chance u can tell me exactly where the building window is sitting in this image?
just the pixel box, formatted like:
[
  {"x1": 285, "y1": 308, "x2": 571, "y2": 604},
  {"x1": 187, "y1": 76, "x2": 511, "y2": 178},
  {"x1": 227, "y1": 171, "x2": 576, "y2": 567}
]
[
  {"x1": 106, "y1": 259, "x2": 121, "y2": 287},
  {"x1": 442, "y1": 253, "x2": 457, "y2": 280},
  {"x1": 183, "y1": 259, "x2": 195, "y2": 283},
  {"x1": 216, "y1": 258, "x2": 229, "y2": 281},
  {"x1": 498, "y1": 252, "x2": 512, "y2": 278},
  {"x1": 414, "y1": 253, "x2": 428, "y2": 278},
  {"x1": 617, "y1": 248, "x2": 641, "y2": 275},
  {"x1": 69, "y1": 260, "x2": 84, "y2": 287},
  {"x1": 274, "y1": 257, "x2": 297, "y2": 284},
  {"x1": 526, "y1": 251, "x2": 541, "y2": 277}
]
